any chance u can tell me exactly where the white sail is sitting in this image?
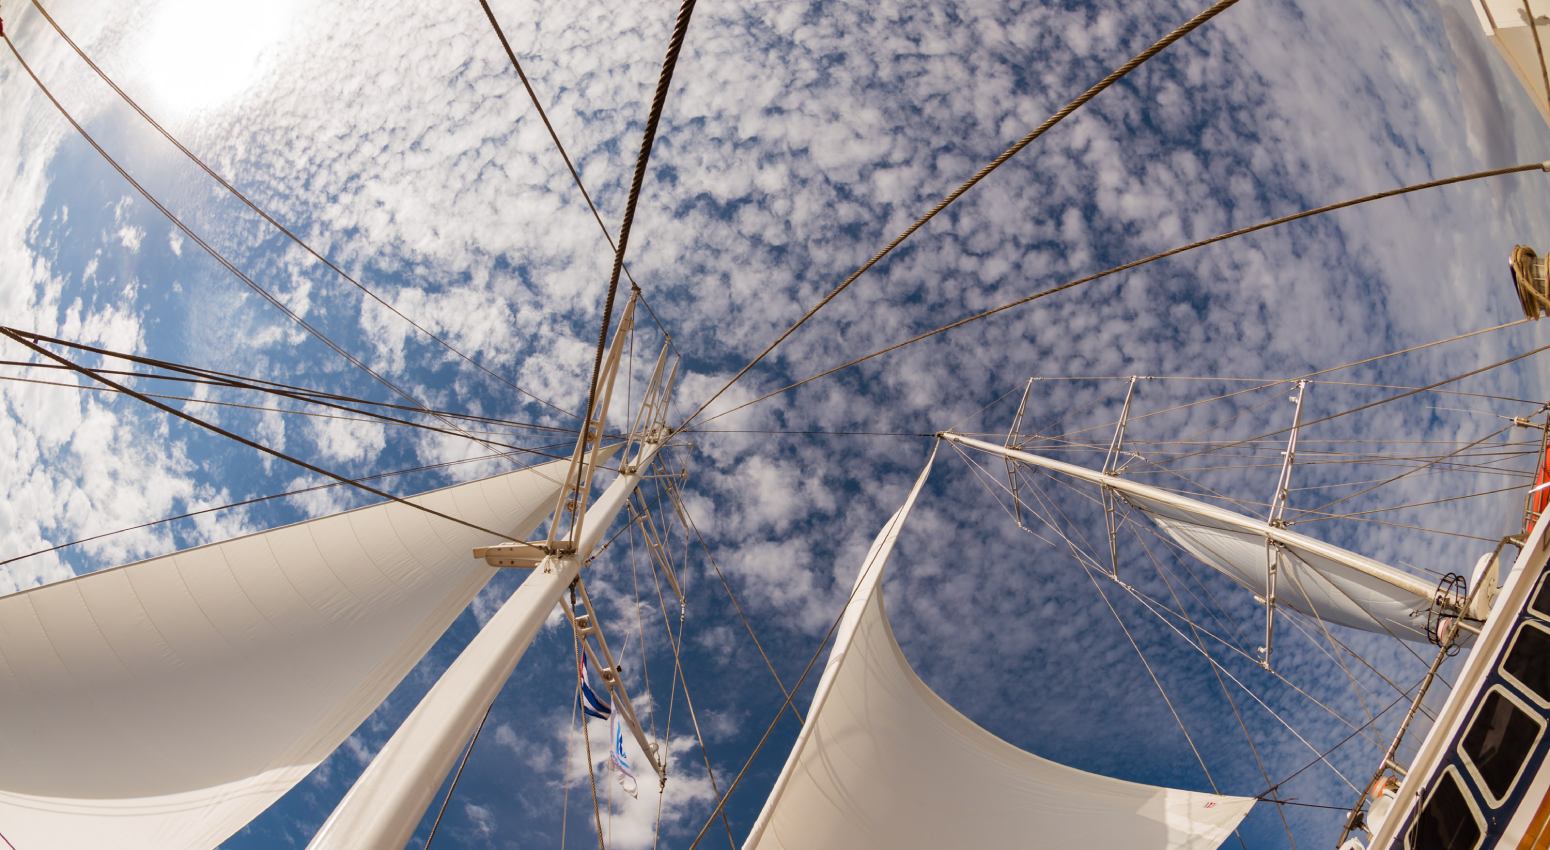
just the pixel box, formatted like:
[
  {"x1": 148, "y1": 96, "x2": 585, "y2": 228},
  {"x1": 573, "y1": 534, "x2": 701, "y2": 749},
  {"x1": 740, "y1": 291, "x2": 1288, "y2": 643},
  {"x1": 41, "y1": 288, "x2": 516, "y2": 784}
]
[
  {"x1": 1472, "y1": 0, "x2": 1550, "y2": 127},
  {"x1": 942, "y1": 434, "x2": 1440, "y2": 643},
  {"x1": 0, "y1": 451, "x2": 594, "y2": 850},
  {"x1": 309, "y1": 439, "x2": 661, "y2": 850},
  {"x1": 743, "y1": 451, "x2": 1255, "y2": 850}
]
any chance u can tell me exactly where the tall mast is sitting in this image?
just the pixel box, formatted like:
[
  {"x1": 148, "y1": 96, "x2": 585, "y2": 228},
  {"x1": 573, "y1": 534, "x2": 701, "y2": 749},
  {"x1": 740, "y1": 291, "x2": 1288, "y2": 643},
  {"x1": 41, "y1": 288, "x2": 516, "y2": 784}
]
[
  {"x1": 1259, "y1": 379, "x2": 1307, "y2": 670},
  {"x1": 310, "y1": 294, "x2": 673, "y2": 850}
]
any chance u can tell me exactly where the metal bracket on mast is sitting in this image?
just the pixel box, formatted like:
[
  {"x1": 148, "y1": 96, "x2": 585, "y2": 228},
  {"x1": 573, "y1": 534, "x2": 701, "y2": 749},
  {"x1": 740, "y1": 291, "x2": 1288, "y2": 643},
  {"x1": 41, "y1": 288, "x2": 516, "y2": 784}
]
[
  {"x1": 545, "y1": 294, "x2": 641, "y2": 559},
  {"x1": 1259, "y1": 380, "x2": 1307, "y2": 670},
  {"x1": 1101, "y1": 376, "x2": 1141, "y2": 578},
  {"x1": 1005, "y1": 378, "x2": 1036, "y2": 529}
]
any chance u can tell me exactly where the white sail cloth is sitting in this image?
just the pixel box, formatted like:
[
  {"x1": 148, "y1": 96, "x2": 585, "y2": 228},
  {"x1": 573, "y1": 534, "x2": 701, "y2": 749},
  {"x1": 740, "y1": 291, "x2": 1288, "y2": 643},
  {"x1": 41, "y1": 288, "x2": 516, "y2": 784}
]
[
  {"x1": 943, "y1": 434, "x2": 1440, "y2": 644},
  {"x1": 1131, "y1": 491, "x2": 1435, "y2": 642},
  {"x1": 744, "y1": 450, "x2": 1255, "y2": 850},
  {"x1": 0, "y1": 453, "x2": 583, "y2": 850}
]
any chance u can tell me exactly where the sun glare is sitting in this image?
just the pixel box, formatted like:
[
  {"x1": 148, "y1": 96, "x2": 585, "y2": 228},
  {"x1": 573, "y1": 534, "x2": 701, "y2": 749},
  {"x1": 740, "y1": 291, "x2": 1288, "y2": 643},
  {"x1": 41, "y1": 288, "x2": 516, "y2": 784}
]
[{"x1": 135, "y1": 0, "x2": 297, "y2": 116}]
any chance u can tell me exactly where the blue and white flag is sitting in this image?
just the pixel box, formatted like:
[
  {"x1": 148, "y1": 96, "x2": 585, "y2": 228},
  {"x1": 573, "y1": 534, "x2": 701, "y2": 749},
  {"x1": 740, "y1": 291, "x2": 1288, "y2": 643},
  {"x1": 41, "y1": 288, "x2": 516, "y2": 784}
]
[
  {"x1": 609, "y1": 712, "x2": 638, "y2": 798},
  {"x1": 577, "y1": 652, "x2": 611, "y2": 721}
]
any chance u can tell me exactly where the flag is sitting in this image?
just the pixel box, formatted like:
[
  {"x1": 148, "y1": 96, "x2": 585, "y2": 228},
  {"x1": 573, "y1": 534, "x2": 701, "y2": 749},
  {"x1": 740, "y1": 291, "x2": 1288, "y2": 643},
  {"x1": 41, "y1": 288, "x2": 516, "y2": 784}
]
[
  {"x1": 577, "y1": 652, "x2": 612, "y2": 721},
  {"x1": 610, "y1": 712, "x2": 638, "y2": 798}
]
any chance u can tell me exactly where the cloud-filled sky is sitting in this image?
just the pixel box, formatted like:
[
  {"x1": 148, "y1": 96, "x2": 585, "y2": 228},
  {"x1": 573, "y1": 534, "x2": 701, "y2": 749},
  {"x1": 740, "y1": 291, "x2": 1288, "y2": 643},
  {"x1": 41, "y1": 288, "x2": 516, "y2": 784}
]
[{"x1": 3, "y1": 0, "x2": 1550, "y2": 846}]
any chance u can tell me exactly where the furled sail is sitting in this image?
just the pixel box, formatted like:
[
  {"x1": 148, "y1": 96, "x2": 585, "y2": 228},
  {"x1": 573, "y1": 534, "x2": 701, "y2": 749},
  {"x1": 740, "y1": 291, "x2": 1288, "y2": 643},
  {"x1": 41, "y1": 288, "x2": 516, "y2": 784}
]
[
  {"x1": 0, "y1": 451, "x2": 595, "y2": 850},
  {"x1": 943, "y1": 434, "x2": 1440, "y2": 643},
  {"x1": 743, "y1": 450, "x2": 1255, "y2": 850}
]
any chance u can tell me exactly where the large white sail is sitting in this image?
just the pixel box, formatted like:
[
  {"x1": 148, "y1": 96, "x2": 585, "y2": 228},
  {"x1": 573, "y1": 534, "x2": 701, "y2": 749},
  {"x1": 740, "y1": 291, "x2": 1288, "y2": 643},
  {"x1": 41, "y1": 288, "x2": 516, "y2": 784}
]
[
  {"x1": 0, "y1": 451, "x2": 595, "y2": 850},
  {"x1": 743, "y1": 451, "x2": 1255, "y2": 850},
  {"x1": 943, "y1": 434, "x2": 1440, "y2": 643}
]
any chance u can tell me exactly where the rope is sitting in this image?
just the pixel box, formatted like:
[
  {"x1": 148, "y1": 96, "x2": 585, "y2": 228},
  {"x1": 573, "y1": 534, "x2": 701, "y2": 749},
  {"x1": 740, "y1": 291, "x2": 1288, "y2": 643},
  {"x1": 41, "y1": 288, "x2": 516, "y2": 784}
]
[
  {"x1": 576, "y1": 0, "x2": 698, "y2": 457},
  {"x1": 0, "y1": 328, "x2": 512, "y2": 539},
  {"x1": 1084, "y1": 563, "x2": 1224, "y2": 795},
  {"x1": 422, "y1": 703, "x2": 494, "y2": 849},
  {"x1": 682, "y1": 0, "x2": 1245, "y2": 429},
  {"x1": 560, "y1": 671, "x2": 578, "y2": 850},
  {"x1": 27, "y1": 0, "x2": 573, "y2": 419},
  {"x1": 475, "y1": 0, "x2": 678, "y2": 348},
  {"x1": 704, "y1": 165, "x2": 1548, "y2": 424},
  {"x1": 662, "y1": 476, "x2": 805, "y2": 724},
  {"x1": 576, "y1": 632, "x2": 608, "y2": 850},
  {"x1": 1167, "y1": 340, "x2": 1550, "y2": 465},
  {"x1": 0, "y1": 36, "x2": 521, "y2": 462},
  {"x1": 639, "y1": 498, "x2": 738, "y2": 849},
  {"x1": 0, "y1": 373, "x2": 563, "y2": 441},
  {"x1": 0, "y1": 443, "x2": 571, "y2": 569},
  {"x1": 685, "y1": 443, "x2": 939, "y2": 849}
]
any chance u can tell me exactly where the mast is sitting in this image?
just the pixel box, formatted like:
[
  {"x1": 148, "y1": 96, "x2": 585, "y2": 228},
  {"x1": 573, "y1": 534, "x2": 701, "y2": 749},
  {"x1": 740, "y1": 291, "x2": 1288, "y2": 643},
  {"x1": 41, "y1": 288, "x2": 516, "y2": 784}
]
[
  {"x1": 309, "y1": 294, "x2": 673, "y2": 850},
  {"x1": 939, "y1": 431, "x2": 1440, "y2": 618},
  {"x1": 1259, "y1": 379, "x2": 1307, "y2": 669}
]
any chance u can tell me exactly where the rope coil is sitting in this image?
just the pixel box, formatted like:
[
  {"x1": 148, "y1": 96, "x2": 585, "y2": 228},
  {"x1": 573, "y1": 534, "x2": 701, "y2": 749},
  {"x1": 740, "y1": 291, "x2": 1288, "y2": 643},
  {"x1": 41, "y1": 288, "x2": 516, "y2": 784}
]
[{"x1": 1512, "y1": 244, "x2": 1550, "y2": 319}]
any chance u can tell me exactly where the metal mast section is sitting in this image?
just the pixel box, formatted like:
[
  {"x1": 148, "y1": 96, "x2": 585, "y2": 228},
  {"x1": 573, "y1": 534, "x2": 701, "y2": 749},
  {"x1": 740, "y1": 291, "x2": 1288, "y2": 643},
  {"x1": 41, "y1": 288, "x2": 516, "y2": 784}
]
[
  {"x1": 310, "y1": 292, "x2": 677, "y2": 849},
  {"x1": 1260, "y1": 380, "x2": 1307, "y2": 670}
]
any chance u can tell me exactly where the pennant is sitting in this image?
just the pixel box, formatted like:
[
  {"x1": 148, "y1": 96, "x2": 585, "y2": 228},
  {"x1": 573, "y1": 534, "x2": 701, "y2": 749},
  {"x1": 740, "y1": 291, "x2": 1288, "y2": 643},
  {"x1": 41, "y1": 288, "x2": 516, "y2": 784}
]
[
  {"x1": 610, "y1": 712, "x2": 638, "y2": 798},
  {"x1": 577, "y1": 652, "x2": 612, "y2": 721}
]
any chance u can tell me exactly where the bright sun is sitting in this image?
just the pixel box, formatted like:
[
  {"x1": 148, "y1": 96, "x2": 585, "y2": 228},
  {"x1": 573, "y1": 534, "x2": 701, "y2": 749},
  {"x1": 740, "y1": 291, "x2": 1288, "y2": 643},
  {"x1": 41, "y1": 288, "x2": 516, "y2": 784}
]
[{"x1": 135, "y1": 0, "x2": 297, "y2": 115}]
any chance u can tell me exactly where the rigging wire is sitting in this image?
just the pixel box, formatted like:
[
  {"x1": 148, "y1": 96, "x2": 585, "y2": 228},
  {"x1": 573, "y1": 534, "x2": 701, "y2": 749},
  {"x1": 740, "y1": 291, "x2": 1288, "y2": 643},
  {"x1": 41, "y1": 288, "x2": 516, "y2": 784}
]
[
  {"x1": 576, "y1": 0, "x2": 698, "y2": 456},
  {"x1": 681, "y1": 0, "x2": 1246, "y2": 430},
  {"x1": 1132, "y1": 526, "x2": 1297, "y2": 848},
  {"x1": 684, "y1": 442, "x2": 941, "y2": 850},
  {"x1": 1165, "y1": 340, "x2": 1550, "y2": 465},
  {"x1": 475, "y1": 0, "x2": 677, "y2": 350},
  {"x1": 1, "y1": 328, "x2": 513, "y2": 539},
  {"x1": 0, "y1": 35, "x2": 523, "y2": 463},
  {"x1": 975, "y1": 453, "x2": 1398, "y2": 748},
  {"x1": 0, "y1": 445, "x2": 571, "y2": 570},
  {"x1": 0, "y1": 350, "x2": 577, "y2": 435},
  {"x1": 662, "y1": 475, "x2": 806, "y2": 724},
  {"x1": 635, "y1": 493, "x2": 740, "y2": 850},
  {"x1": 421, "y1": 703, "x2": 495, "y2": 850},
  {"x1": 1041, "y1": 318, "x2": 1532, "y2": 448},
  {"x1": 1297, "y1": 423, "x2": 1517, "y2": 516},
  {"x1": 576, "y1": 631, "x2": 609, "y2": 850},
  {"x1": 704, "y1": 162, "x2": 1547, "y2": 425},
  {"x1": 0, "y1": 372, "x2": 560, "y2": 440},
  {"x1": 26, "y1": 0, "x2": 573, "y2": 419}
]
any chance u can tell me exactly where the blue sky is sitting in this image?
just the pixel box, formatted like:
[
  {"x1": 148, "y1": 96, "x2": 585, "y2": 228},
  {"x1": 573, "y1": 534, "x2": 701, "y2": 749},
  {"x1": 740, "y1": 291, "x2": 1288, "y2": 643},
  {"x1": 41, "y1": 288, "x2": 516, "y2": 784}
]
[{"x1": 4, "y1": 0, "x2": 1550, "y2": 846}]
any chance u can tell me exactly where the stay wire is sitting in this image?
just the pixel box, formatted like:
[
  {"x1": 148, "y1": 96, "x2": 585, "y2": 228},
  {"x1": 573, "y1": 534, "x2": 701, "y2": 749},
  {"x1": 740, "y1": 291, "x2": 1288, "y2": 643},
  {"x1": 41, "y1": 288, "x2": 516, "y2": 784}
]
[
  {"x1": 576, "y1": 0, "x2": 698, "y2": 457},
  {"x1": 662, "y1": 475, "x2": 805, "y2": 724},
  {"x1": 682, "y1": 0, "x2": 1246, "y2": 430},
  {"x1": 576, "y1": 631, "x2": 609, "y2": 850},
  {"x1": 705, "y1": 165, "x2": 1547, "y2": 425},
  {"x1": 422, "y1": 702, "x2": 495, "y2": 850},
  {"x1": 1, "y1": 327, "x2": 512, "y2": 539},
  {"x1": 1166, "y1": 340, "x2": 1550, "y2": 466},
  {"x1": 0, "y1": 442, "x2": 574, "y2": 569},
  {"x1": 0, "y1": 346, "x2": 576, "y2": 435},
  {"x1": 638, "y1": 494, "x2": 739, "y2": 850},
  {"x1": 686, "y1": 442, "x2": 940, "y2": 850},
  {"x1": 1045, "y1": 319, "x2": 1532, "y2": 448},
  {"x1": 27, "y1": 0, "x2": 573, "y2": 419},
  {"x1": 1, "y1": 35, "x2": 523, "y2": 461},
  {"x1": 476, "y1": 0, "x2": 678, "y2": 351}
]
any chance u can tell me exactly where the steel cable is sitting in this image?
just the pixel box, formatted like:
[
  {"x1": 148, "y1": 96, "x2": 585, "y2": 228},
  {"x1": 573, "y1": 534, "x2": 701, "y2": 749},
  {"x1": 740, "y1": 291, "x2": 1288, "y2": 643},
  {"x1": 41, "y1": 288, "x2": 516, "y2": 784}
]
[
  {"x1": 705, "y1": 163, "x2": 1547, "y2": 424},
  {"x1": 682, "y1": 0, "x2": 1246, "y2": 429}
]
